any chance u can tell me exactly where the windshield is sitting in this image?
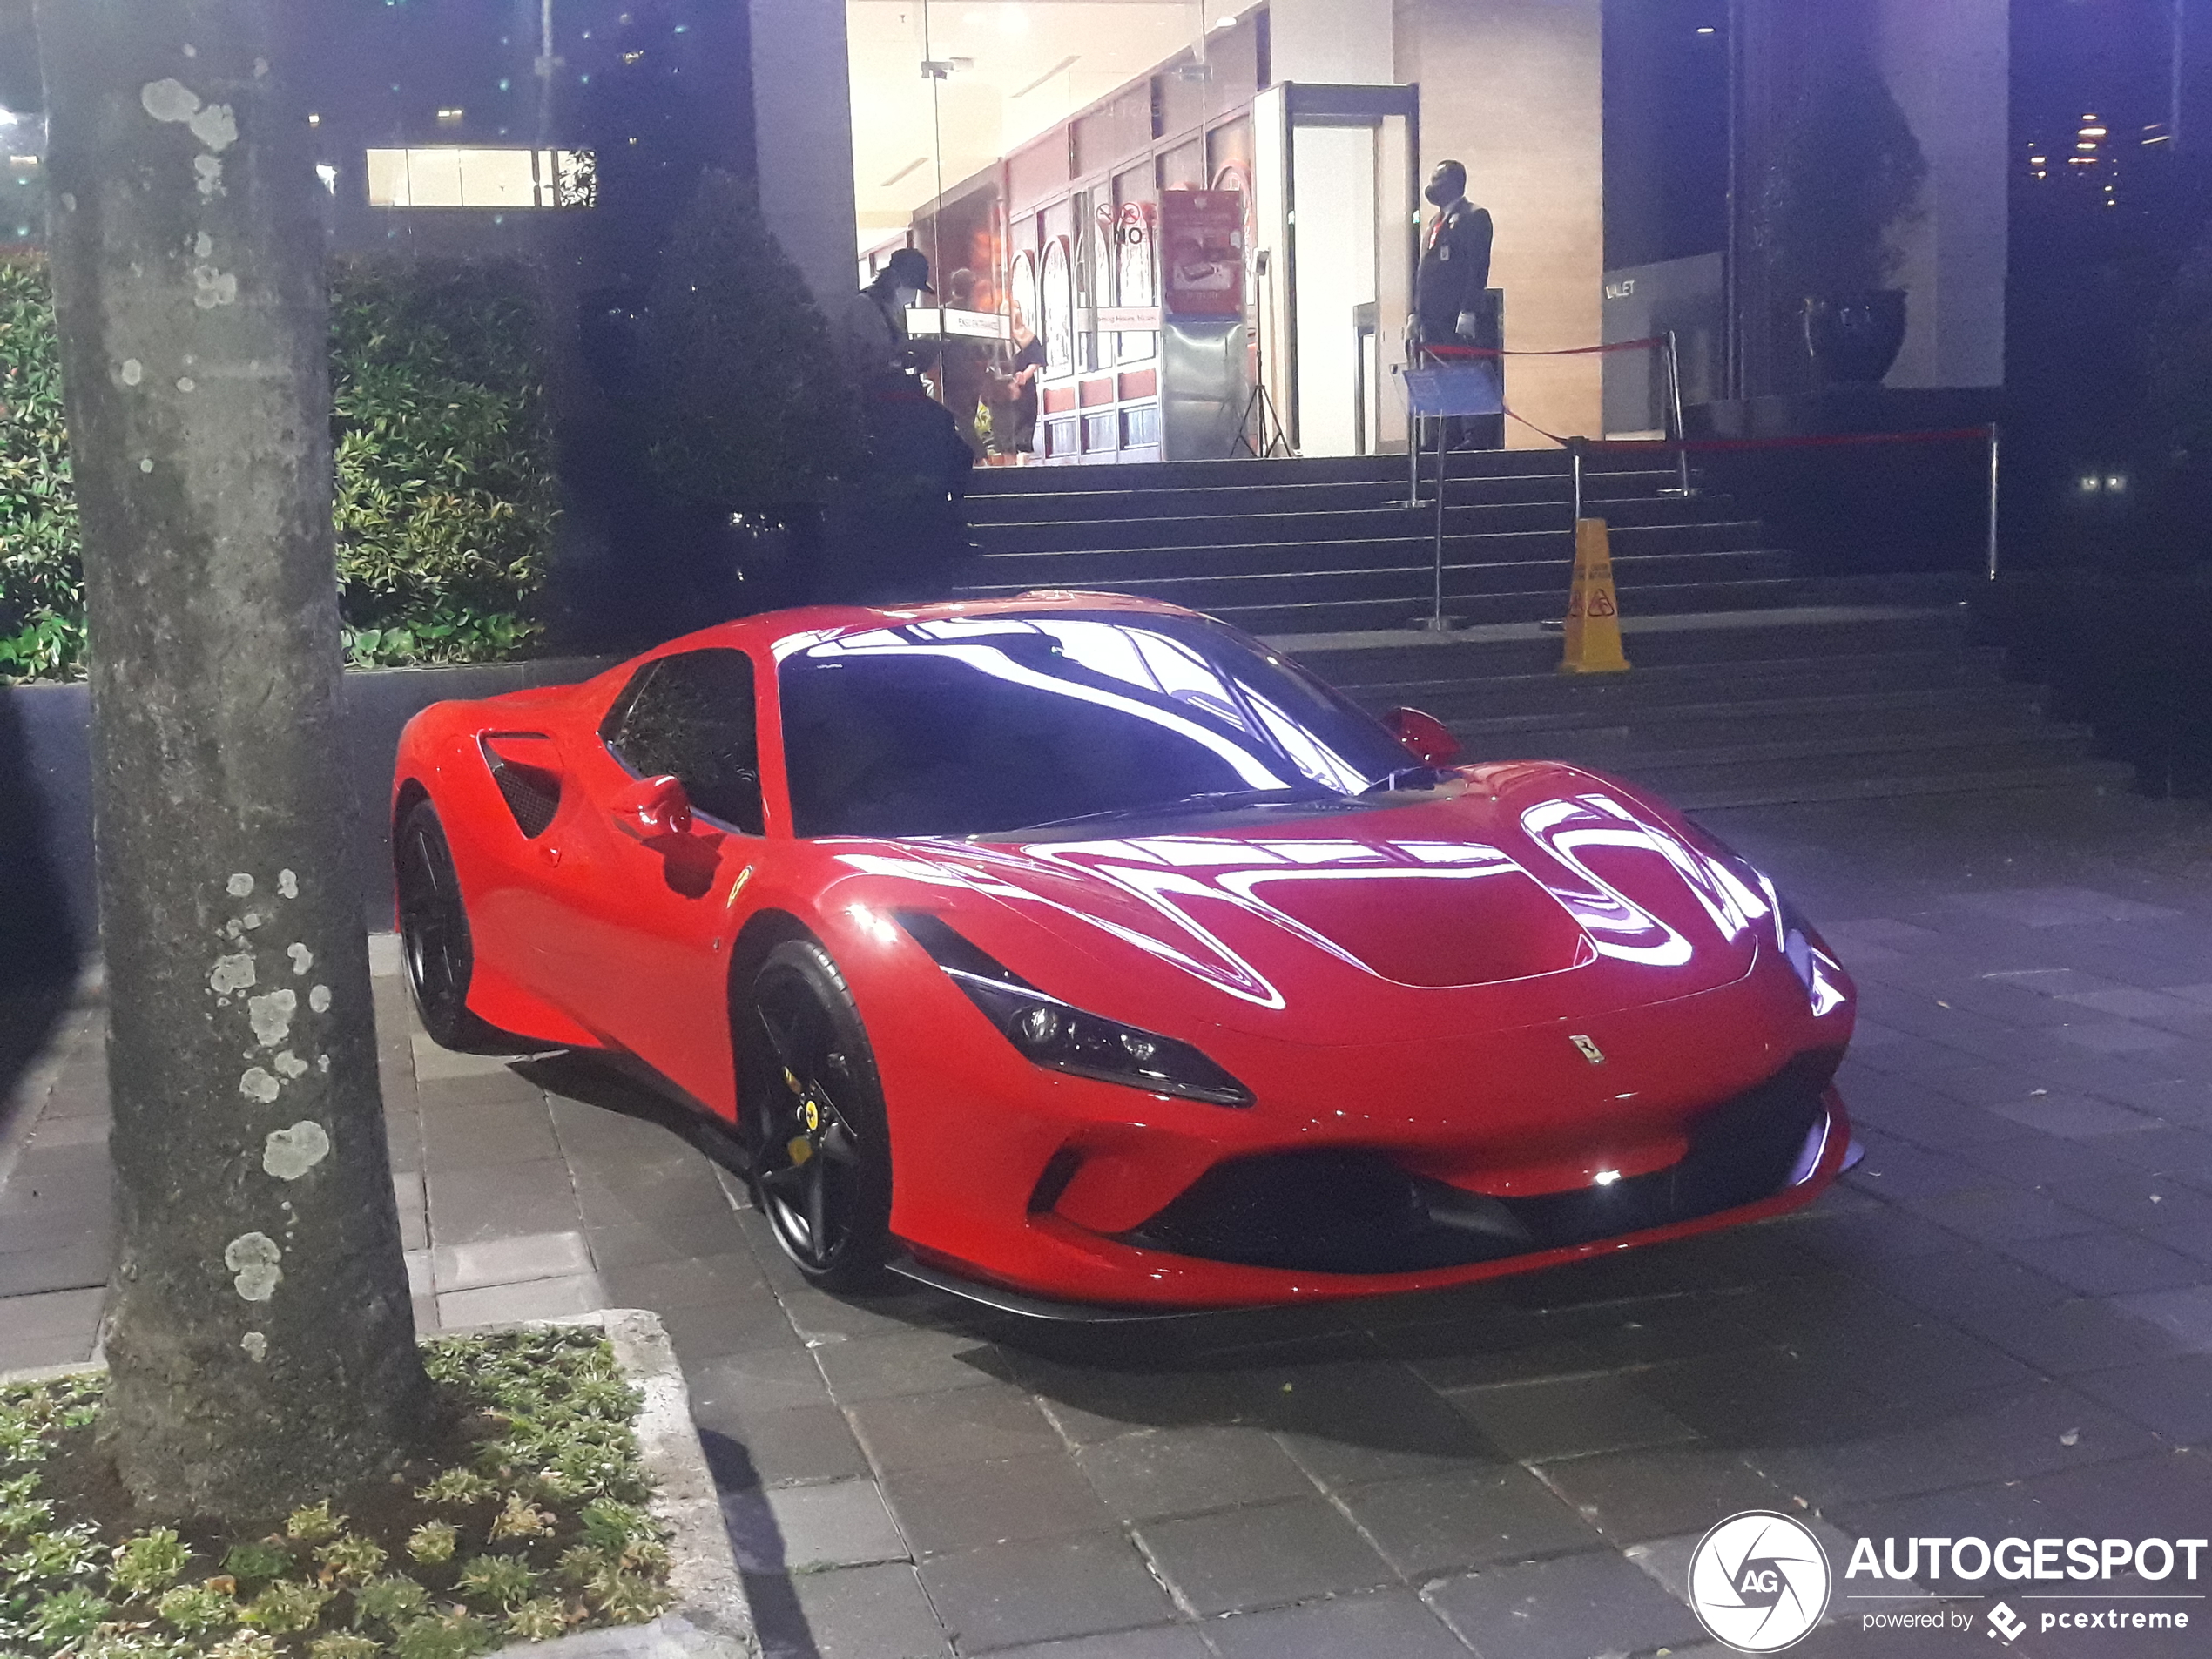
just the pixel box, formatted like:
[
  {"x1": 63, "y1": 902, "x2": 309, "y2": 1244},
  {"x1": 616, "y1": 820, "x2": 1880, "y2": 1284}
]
[{"x1": 777, "y1": 613, "x2": 1420, "y2": 839}]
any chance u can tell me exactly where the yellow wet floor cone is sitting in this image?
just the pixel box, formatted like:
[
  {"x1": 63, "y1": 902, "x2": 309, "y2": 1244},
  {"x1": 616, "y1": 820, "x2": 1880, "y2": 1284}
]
[{"x1": 1559, "y1": 517, "x2": 1631, "y2": 674}]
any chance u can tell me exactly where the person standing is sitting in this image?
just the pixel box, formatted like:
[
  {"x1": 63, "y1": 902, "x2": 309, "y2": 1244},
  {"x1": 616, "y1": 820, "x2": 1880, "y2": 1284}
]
[
  {"x1": 1413, "y1": 159, "x2": 1501, "y2": 450},
  {"x1": 927, "y1": 268, "x2": 994, "y2": 458},
  {"x1": 839, "y1": 246, "x2": 934, "y2": 388}
]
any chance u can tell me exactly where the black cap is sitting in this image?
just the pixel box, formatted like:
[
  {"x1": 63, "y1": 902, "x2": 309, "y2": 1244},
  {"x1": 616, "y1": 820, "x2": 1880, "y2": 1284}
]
[{"x1": 885, "y1": 247, "x2": 935, "y2": 294}]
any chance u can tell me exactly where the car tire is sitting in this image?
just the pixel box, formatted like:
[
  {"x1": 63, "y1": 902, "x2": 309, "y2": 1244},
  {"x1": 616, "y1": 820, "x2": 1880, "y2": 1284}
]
[
  {"x1": 394, "y1": 799, "x2": 529, "y2": 1055},
  {"x1": 741, "y1": 939, "x2": 894, "y2": 1291}
]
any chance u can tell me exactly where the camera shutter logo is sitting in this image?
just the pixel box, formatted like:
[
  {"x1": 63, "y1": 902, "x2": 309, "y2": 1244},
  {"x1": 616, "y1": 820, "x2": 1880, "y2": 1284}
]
[{"x1": 1688, "y1": 1511, "x2": 1832, "y2": 1652}]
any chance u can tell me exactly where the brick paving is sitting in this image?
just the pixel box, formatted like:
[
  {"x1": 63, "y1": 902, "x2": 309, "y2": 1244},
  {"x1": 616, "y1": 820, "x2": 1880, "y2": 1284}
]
[{"x1": 4, "y1": 786, "x2": 2212, "y2": 1656}]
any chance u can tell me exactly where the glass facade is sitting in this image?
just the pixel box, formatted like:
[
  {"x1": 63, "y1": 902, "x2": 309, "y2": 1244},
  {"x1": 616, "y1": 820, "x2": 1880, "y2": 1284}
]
[{"x1": 849, "y1": 2, "x2": 1271, "y2": 463}]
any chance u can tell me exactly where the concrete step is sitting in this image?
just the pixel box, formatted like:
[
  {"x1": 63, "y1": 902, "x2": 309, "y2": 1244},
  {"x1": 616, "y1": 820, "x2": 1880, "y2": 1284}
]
[
  {"x1": 964, "y1": 449, "x2": 1668, "y2": 495},
  {"x1": 1342, "y1": 649, "x2": 2015, "y2": 718},
  {"x1": 1635, "y1": 759, "x2": 2135, "y2": 813},
  {"x1": 1572, "y1": 729, "x2": 2107, "y2": 803},
  {"x1": 968, "y1": 503, "x2": 1762, "y2": 555},
  {"x1": 1487, "y1": 714, "x2": 2092, "y2": 776},
  {"x1": 1420, "y1": 683, "x2": 2048, "y2": 747},
  {"x1": 965, "y1": 470, "x2": 1713, "y2": 522},
  {"x1": 965, "y1": 540, "x2": 1785, "y2": 592},
  {"x1": 1274, "y1": 607, "x2": 1977, "y2": 683},
  {"x1": 1202, "y1": 574, "x2": 1973, "y2": 639}
]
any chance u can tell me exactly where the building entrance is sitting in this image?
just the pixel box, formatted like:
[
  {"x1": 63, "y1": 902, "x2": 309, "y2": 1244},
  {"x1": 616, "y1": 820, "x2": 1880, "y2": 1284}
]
[{"x1": 845, "y1": 3, "x2": 1420, "y2": 465}]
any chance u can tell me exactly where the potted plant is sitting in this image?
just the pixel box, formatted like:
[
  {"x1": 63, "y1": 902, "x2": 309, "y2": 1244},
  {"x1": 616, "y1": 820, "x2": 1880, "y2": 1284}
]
[
  {"x1": 1758, "y1": 56, "x2": 1929, "y2": 386},
  {"x1": 637, "y1": 171, "x2": 853, "y2": 620}
]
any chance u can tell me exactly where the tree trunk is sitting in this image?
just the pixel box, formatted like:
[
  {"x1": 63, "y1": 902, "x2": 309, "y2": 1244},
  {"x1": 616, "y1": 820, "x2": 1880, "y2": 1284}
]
[{"x1": 35, "y1": 0, "x2": 428, "y2": 1516}]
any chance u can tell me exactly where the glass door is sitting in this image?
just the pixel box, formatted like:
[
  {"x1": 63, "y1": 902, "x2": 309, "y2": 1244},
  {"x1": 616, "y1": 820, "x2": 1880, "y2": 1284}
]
[{"x1": 1249, "y1": 83, "x2": 1420, "y2": 457}]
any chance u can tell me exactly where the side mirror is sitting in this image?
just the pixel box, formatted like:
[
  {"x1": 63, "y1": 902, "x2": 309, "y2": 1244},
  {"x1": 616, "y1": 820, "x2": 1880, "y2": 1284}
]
[
  {"x1": 1382, "y1": 707, "x2": 1463, "y2": 767},
  {"x1": 612, "y1": 773, "x2": 693, "y2": 839}
]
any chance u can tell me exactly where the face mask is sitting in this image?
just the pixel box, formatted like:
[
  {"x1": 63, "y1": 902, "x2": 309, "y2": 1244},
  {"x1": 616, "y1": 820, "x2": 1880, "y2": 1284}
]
[
  {"x1": 894, "y1": 286, "x2": 921, "y2": 309},
  {"x1": 1424, "y1": 181, "x2": 1459, "y2": 207}
]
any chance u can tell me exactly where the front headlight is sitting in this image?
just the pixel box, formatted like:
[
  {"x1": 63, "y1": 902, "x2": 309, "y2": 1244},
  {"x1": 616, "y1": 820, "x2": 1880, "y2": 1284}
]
[
  {"x1": 898, "y1": 913, "x2": 1254, "y2": 1106},
  {"x1": 1670, "y1": 820, "x2": 1849, "y2": 1019},
  {"x1": 1780, "y1": 899, "x2": 1850, "y2": 1018}
]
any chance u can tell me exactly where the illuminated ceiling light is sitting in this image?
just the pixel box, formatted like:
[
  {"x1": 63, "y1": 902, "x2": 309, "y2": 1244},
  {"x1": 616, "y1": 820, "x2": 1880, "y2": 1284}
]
[
  {"x1": 2079, "y1": 126, "x2": 2107, "y2": 138},
  {"x1": 1013, "y1": 54, "x2": 1081, "y2": 99},
  {"x1": 1696, "y1": 25, "x2": 1716, "y2": 33},
  {"x1": 1212, "y1": 10, "x2": 1237, "y2": 29},
  {"x1": 436, "y1": 106, "x2": 464, "y2": 126},
  {"x1": 2028, "y1": 156, "x2": 2047, "y2": 165},
  {"x1": 307, "y1": 111, "x2": 321, "y2": 126}
]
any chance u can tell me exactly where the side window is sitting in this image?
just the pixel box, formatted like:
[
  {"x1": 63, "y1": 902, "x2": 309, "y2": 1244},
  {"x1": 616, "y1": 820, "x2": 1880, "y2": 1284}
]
[{"x1": 603, "y1": 650, "x2": 764, "y2": 834}]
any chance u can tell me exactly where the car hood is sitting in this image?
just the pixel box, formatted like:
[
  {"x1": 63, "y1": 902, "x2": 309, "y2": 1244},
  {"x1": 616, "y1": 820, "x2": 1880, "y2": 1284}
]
[{"x1": 845, "y1": 764, "x2": 1779, "y2": 1046}]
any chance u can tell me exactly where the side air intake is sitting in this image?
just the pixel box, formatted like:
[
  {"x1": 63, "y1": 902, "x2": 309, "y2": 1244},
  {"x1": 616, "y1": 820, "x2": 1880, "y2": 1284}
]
[{"x1": 477, "y1": 734, "x2": 563, "y2": 839}]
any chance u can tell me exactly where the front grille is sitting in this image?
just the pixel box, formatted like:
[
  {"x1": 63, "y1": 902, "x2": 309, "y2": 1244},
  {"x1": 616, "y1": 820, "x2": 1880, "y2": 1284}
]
[{"x1": 1120, "y1": 1049, "x2": 1842, "y2": 1276}]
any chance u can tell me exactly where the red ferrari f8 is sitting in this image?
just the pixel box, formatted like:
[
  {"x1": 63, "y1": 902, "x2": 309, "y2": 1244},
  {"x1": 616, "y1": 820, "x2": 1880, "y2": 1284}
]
[{"x1": 391, "y1": 595, "x2": 1853, "y2": 1311}]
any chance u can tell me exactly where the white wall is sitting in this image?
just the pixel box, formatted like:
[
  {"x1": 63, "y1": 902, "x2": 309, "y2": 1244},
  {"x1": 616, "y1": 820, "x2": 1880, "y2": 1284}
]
[
  {"x1": 1397, "y1": 0, "x2": 1604, "y2": 445},
  {"x1": 1269, "y1": 0, "x2": 1399, "y2": 85},
  {"x1": 749, "y1": 0, "x2": 862, "y2": 309},
  {"x1": 1877, "y1": 0, "x2": 2009, "y2": 388}
]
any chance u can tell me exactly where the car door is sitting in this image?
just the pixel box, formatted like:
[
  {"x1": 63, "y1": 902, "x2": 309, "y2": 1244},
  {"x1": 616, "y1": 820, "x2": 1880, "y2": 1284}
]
[{"x1": 545, "y1": 647, "x2": 766, "y2": 1110}]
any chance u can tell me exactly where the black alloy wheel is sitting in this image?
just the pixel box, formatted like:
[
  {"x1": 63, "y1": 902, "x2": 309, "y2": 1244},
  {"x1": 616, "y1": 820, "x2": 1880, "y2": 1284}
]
[
  {"x1": 395, "y1": 799, "x2": 518, "y2": 1053},
  {"x1": 743, "y1": 940, "x2": 893, "y2": 1291}
]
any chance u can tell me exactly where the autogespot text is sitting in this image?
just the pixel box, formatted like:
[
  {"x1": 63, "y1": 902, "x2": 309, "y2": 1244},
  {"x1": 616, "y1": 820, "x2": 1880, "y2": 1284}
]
[
  {"x1": 1851, "y1": 1536, "x2": 2204, "y2": 1637},
  {"x1": 1846, "y1": 1534, "x2": 2209, "y2": 1582}
]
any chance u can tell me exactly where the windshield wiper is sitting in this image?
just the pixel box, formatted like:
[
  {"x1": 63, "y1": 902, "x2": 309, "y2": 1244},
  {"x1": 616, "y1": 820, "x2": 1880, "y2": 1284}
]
[
  {"x1": 997, "y1": 786, "x2": 1343, "y2": 835},
  {"x1": 1360, "y1": 766, "x2": 1447, "y2": 795}
]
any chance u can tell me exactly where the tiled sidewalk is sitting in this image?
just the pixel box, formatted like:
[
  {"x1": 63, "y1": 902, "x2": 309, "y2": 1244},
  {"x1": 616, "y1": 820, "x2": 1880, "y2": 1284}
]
[{"x1": 6, "y1": 786, "x2": 2212, "y2": 1657}]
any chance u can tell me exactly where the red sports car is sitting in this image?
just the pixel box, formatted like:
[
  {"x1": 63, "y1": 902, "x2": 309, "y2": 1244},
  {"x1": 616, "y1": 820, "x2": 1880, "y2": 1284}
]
[{"x1": 392, "y1": 594, "x2": 1854, "y2": 1312}]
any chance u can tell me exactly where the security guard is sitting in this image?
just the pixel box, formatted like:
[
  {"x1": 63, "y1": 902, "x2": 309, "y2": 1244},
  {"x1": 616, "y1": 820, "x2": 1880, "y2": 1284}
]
[{"x1": 1413, "y1": 159, "x2": 1501, "y2": 448}]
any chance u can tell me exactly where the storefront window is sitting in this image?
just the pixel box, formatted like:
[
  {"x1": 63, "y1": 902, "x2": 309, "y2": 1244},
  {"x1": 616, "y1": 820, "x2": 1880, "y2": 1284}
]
[{"x1": 846, "y1": 1, "x2": 1266, "y2": 462}]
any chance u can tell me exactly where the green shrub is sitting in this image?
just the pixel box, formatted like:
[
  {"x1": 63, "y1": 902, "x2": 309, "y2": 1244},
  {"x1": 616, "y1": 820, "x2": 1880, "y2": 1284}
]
[
  {"x1": 329, "y1": 259, "x2": 557, "y2": 666},
  {"x1": 0, "y1": 259, "x2": 82, "y2": 680},
  {"x1": 640, "y1": 170, "x2": 851, "y2": 511},
  {"x1": 0, "y1": 256, "x2": 558, "y2": 683}
]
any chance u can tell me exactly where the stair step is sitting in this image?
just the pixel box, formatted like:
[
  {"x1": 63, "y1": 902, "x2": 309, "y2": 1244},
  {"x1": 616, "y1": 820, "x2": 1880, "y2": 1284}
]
[
  {"x1": 965, "y1": 543, "x2": 1786, "y2": 592},
  {"x1": 1482, "y1": 716, "x2": 2092, "y2": 775},
  {"x1": 1342, "y1": 649, "x2": 2014, "y2": 713},
  {"x1": 1425, "y1": 684, "x2": 2047, "y2": 745},
  {"x1": 970, "y1": 512, "x2": 1767, "y2": 557},
  {"x1": 1571, "y1": 729, "x2": 2102, "y2": 799},
  {"x1": 970, "y1": 498, "x2": 1751, "y2": 548},
  {"x1": 966, "y1": 474, "x2": 1723, "y2": 523},
  {"x1": 1655, "y1": 760, "x2": 2135, "y2": 813},
  {"x1": 964, "y1": 449, "x2": 1671, "y2": 495}
]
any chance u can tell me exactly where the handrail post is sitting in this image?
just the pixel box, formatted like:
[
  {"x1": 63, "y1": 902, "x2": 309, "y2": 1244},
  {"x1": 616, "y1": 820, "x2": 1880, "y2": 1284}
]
[
  {"x1": 1663, "y1": 330, "x2": 1696, "y2": 497},
  {"x1": 1569, "y1": 435, "x2": 1586, "y2": 527},
  {"x1": 1986, "y1": 421, "x2": 2002, "y2": 581}
]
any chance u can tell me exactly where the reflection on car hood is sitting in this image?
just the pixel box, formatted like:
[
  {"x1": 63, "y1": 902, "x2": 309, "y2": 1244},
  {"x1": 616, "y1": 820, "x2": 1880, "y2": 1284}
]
[{"x1": 831, "y1": 766, "x2": 1776, "y2": 1042}]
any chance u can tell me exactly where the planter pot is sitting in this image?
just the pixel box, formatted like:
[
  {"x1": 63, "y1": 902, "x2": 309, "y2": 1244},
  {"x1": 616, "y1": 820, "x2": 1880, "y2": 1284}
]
[{"x1": 1803, "y1": 291, "x2": 1908, "y2": 386}]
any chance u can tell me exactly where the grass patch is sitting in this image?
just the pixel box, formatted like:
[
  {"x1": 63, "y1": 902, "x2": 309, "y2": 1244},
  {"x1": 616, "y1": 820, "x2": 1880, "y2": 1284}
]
[{"x1": 1, "y1": 1329, "x2": 675, "y2": 1659}]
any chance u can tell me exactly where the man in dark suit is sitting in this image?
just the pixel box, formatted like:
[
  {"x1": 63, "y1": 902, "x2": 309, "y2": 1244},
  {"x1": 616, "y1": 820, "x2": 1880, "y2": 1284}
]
[{"x1": 1413, "y1": 159, "x2": 1501, "y2": 449}]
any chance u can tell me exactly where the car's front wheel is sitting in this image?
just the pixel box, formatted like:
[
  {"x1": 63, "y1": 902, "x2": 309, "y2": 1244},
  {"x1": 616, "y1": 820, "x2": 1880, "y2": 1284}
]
[{"x1": 740, "y1": 940, "x2": 894, "y2": 1291}]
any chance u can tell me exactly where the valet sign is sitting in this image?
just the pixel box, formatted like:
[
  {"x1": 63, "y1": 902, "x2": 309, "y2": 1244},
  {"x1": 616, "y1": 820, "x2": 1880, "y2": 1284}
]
[{"x1": 1688, "y1": 1512, "x2": 2209, "y2": 1650}]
